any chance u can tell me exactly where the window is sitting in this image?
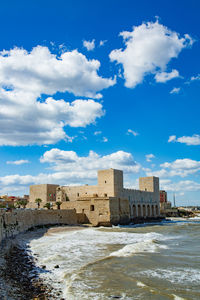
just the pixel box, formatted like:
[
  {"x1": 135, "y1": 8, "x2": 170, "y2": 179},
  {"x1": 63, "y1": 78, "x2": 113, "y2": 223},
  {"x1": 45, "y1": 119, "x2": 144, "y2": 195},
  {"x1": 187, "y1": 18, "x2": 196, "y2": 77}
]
[
  {"x1": 77, "y1": 193, "x2": 79, "y2": 197},
  {"x1": 90, "y1": 205, "x2": 95, "y2": 211},
  {"x1": 105, "y1": 180, "x2": 107, "y2": 183}
]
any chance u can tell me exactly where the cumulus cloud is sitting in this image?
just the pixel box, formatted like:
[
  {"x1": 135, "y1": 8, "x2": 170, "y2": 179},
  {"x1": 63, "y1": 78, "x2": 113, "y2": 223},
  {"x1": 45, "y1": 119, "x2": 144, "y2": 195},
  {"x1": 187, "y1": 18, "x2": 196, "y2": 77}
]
[
  {"x1": 0, "y1": 45, "x2": 116, "y2": 145},
  {"x1": 155, "y1": 69, "x2": 180, "y2": 83},
  {"x1": 109, "y1": 21, "x2": 193, "y2": 88},
  {"x1": 127, "y1": 129, "x2": 139, "y2": 136},
  {"x1": 102, "y1": 137, "x2": 108, "y2": 142},
  {"x1": 99, "y1": 40, "x2": 107, "y2": 47},
  {"x1": 6, "y1": 160, "x2": 29, "y2": 165},
  {"x1": 146, "y1": 158, "x2": 200, "y2": 178},
  {"x1": 168, "y1": 135, "x2": 177, "y2": 143},
  {"x1": 168, "y1": 134, "x2": 200, "y2": 146},
  {"x1": 191, "y1": 74, "x2": 200, "y2": 81},
  {"x1": 0, "y1": 93, "x2": 104, "y2": 145},
  {"x1": 145, "y1": 154, "x2": 155, "y2": 162},
  {"x1": 0, "y1": 46, "x2": 115, "y2": 98},
  {"x1": 160, "y1": 179, "x2": 200, "y2": 192},
  {"x1": 170, "y1": 87, "x2": 180, "y2": 94},
  {"x1": 40, "y1": 149, "x2": 141, "y2": 174},
  {"x1": 0, "y1": 150, "x2": 141, "y2": 193},
  {"x1": 83, "y1": 39, "x2": 95, "y2": 51}
]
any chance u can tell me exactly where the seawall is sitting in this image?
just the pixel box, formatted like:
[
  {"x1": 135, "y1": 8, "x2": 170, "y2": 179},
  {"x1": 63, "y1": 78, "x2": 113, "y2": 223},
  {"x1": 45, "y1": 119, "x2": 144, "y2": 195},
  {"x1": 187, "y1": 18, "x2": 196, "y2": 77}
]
[{"x1": 0, "y1": 209, "x2": 77, "y2": 245}]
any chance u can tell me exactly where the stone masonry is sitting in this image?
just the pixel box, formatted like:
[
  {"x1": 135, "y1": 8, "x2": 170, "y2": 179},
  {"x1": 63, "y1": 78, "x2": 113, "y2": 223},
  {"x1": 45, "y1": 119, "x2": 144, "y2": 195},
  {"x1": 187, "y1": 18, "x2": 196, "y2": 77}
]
[{"x1": 28, "y1": 169, "x2": 160, "y2": 226}]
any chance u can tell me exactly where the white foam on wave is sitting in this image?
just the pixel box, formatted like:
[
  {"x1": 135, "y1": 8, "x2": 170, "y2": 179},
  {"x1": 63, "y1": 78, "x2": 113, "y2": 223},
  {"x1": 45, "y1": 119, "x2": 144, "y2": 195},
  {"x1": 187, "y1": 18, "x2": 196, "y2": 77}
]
[
  {"x1": 172, "y1": 294, "x2": 186, "y2": 300},
  {"x1": 29, "y1": 227, "x2": 172, "y2": 299},
  {"x1": 141, "y1": 268, "x2": 200, "y2": 285},
  {"x1": 136, "y1": 281, "x2": 146, "y2": 287},
  {"x1": 110, "y1": 239, "x2": 168, "y2": 257}
]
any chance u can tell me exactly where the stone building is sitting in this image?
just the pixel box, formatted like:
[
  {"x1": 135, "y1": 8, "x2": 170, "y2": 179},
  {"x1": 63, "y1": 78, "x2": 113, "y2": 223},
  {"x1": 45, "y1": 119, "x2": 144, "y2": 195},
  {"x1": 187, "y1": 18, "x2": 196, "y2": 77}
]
[
  {"x1": 28, "y1": 169, "x2": 160, "y2": 226},
  {"x1": 29, "y1": 184, "x2": 59, "y2": 205}
]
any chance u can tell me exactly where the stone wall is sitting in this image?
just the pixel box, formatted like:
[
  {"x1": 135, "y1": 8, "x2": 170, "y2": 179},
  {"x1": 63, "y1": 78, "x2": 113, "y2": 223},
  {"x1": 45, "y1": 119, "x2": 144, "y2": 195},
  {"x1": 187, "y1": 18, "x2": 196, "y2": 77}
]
[{"x1": 0, "y1": 209, "x2": 77, "y2": 245}]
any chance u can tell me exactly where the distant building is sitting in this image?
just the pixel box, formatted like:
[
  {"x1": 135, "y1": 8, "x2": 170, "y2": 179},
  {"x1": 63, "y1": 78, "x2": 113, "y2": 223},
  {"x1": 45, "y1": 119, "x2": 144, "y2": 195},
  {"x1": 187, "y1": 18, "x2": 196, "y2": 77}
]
[
  {"x1": 28, "y1": 169, "x2": 160, "y2": 226},
  {"x1": 160, "y1": 190, "x2": 167, "y2": 203}
]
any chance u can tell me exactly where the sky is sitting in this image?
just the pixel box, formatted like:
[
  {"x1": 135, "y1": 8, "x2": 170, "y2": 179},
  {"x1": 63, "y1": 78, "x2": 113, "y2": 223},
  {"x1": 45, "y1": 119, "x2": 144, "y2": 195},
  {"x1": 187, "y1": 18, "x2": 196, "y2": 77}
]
[{"x1": 0, "y1": 0, "x2": 200, "y2": 206}]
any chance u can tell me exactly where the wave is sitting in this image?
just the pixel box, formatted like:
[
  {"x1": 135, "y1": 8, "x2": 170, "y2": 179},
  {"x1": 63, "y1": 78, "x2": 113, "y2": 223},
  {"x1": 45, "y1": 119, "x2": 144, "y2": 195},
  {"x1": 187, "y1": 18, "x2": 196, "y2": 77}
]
[
  {"x1": 28, "y1": 227, "x2": 175, "y2": 299},
  {"x1": 110, "y1": 239, "x2": 168, "y2": 257},
  {"x1": 141, "y1": 267, "x2": 200, "y2": 285}
]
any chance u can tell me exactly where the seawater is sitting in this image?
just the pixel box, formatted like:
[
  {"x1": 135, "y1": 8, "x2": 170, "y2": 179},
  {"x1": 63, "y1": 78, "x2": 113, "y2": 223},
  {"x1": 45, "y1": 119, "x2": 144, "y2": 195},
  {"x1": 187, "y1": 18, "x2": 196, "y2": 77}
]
[{"x1": 28, "y1": 219, "x2": 200, "y2": 300}]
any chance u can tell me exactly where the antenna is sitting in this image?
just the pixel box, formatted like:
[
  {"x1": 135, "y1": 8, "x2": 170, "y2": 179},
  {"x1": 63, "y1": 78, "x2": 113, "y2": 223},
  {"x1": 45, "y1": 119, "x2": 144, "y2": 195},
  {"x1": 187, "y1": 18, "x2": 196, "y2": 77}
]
[{"x1": 173, "y1": 193, "x2": 176, "y2": 207}]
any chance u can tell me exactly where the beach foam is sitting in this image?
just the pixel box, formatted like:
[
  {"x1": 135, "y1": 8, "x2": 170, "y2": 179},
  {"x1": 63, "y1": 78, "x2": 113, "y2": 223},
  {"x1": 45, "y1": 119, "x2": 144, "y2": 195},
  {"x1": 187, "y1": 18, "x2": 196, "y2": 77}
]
[
  {"x1": 141, "y1": 268, "x2": 200, "y2": 285},
  {"x1": 29, "y1": 226, "x2": 193, "y2": 299}
]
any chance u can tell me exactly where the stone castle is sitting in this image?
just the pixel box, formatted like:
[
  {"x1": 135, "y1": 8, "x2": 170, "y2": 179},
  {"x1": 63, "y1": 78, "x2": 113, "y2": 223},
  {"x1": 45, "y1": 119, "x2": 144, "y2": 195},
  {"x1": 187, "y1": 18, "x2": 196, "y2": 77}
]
[{"x1": 29, "y1": 168, "x2": 160, "y2": 226}]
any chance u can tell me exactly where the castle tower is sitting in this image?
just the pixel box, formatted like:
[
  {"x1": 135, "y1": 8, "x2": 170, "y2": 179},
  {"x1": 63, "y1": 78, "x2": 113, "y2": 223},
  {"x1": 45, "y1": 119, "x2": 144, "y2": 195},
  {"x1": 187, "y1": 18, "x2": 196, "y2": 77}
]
[
  {"x1": 97, "y1": 169, "x2": 123, "y2": 197},
  {"x1": 139, "y1": 176, "x2": 159, "y2": 194}
]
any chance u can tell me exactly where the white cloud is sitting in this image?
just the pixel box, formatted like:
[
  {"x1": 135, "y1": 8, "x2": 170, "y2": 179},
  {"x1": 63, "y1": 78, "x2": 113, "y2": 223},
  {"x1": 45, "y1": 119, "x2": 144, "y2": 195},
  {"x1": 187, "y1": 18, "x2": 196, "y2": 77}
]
[
  {"x1": 0, "y1": 150, "x2": 141, "y2": 193},
  {"x1": 0, "y1": 94, "x2": 104, "y2": 145},
  {"x1": 168, "y1": 135, "x2": 177, "y2": 143},
  {"x1": 40, "y1": 149, "x2": 141, "y2": 174},
  {"x1": 155, "y1": 69, "x2": 179, "y2": 83},
  {"x1": 145, "y1": 154, "x2": 155, "y2": 162},
  {"x1": 160, "y1": 179, "x2": 200, "y2": 192},
  {"x1": 191, "y1": 74, "x2": 200, "y2": 81},
  {"x1": 102, "y1": 137, "x2": 108, "y2": 142},
  {"x1": 109, "y1": 21, "x2": 193, "y2": 88},
  {"x1": 0, "y1": 45, "x2": 116, "y2": 145},
  {"x1": 99, "y1": 40, "x2": 107, "y2": 47},
  {"x1": 0, "y1": 46, "x2": 115, "y2": 98},
  {"x1": 170, "y1": 87, "x2": 181, "y2": 94},
  {"x1": 168, "y1": 134, "x2": 200, "y2": 146},
  {"x1": 6, "y1": 160, "x2": 29, "y2": 165},
  {"x1": 94, "y1": 131, "x2": 102, "y2": 135},
  {"x1": 127, "y1": 129, "x2": 139, "y2": 136},
  {"x1": 147, "y1": 158, "x2": 200, "y2": 178},
  {"x1": 83, "y1": 39, "x2": 95, "y2": 51}
]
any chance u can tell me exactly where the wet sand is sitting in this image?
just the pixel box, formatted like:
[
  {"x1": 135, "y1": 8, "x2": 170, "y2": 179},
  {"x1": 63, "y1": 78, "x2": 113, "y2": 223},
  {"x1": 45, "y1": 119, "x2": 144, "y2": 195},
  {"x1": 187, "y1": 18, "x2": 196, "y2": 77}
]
[{"x1": 44, "y1": 225, "x2": 88, "y2": 236}]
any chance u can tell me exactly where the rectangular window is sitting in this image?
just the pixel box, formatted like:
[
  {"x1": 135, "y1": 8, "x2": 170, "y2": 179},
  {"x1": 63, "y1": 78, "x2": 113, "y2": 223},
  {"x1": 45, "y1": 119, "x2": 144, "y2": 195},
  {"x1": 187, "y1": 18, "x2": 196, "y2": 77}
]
[{"x1": 90, "y1": 205, "x2": 95, "y2": 211}]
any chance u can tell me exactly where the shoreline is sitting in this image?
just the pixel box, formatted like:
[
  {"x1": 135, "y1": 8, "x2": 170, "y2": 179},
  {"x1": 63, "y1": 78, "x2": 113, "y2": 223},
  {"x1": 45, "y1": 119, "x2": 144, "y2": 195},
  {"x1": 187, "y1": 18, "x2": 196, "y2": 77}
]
[
  {"x1": 0, "y1": 225, "x2": 87, "y2": 300},
  {"x1": 0, "y1": 219, "x2": 169, "y2": 299}
]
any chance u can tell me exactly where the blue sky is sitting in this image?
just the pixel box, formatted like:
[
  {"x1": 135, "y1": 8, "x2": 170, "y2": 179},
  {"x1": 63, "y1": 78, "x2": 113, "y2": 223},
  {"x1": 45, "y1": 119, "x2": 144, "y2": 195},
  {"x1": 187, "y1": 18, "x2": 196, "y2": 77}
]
[{"x1": 0, "y1": 0, "x2": 200, "y2": 205}]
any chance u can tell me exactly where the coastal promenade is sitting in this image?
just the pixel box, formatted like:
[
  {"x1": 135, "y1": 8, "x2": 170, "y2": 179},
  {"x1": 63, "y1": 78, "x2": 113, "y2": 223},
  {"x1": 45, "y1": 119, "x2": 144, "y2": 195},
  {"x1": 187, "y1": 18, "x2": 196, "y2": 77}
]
[{"x1": 0, "y1": 209, "x2": 77, "y2": 245}]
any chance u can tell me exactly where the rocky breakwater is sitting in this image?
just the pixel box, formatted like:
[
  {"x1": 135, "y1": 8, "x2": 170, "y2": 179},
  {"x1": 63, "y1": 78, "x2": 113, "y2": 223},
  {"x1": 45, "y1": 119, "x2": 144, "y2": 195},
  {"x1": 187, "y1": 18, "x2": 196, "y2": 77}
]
[
  {"x1": 0, "y1": 209, "x2": 77, "y2": 244},
  {"x1": 0, "y1": 209, "x2": 78, "y2": 299}
]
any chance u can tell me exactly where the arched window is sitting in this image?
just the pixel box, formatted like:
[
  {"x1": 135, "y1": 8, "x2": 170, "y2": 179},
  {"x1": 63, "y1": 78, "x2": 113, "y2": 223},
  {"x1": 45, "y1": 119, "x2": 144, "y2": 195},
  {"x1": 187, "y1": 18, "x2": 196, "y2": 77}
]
[
  {"x1": 152, "y1": 205, "x2": 155, "y2": 217},
  {"x1": 132, "y1": 205, "x2": 136, "y2": 217},
  {"x1": 147, "y1": 205, "x2": 151, "y2": 217},
  {"x1": 90, "y1": 205, "x2": 95, "y2": 211},
  {"x1": 138, "y1": 205, "x2": 141, "y2": 217},
  {"x1": 143, "y1": 204, "x2": 146, "y2": 217}
]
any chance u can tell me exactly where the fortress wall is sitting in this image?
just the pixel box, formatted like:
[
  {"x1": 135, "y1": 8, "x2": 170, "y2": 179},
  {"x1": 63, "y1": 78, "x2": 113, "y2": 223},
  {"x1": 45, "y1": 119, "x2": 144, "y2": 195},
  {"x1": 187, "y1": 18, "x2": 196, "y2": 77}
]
[
  {"x1": 61, "y1": 198, "x2": 111, "y2": 226},
  {"x1": 0, "y1": 209, "x2": 77, "y2": 245},
  {"x1": 58, "y1": 185, "x2": 98, "y2": 201},
  {"x1": 123, "y1": 189, "x2": 158, "y2": 203},
  {"x1": 122, "y1": 189, "x2": 160, "y2": 218}
]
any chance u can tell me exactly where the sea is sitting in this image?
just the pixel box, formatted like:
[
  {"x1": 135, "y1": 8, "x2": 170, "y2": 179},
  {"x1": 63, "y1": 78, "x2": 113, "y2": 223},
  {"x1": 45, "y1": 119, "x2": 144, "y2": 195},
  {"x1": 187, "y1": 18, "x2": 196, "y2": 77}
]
[{"x1": 26, "y1": 218, "x2": 200, "y2": 300}]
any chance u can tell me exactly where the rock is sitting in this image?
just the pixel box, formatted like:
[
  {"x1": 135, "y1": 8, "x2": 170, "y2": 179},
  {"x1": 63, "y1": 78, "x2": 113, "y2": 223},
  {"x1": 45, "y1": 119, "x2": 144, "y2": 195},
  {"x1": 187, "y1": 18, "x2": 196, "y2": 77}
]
[{"x1": 54, "y1": 265, "x2": 59, "y2": 268}]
